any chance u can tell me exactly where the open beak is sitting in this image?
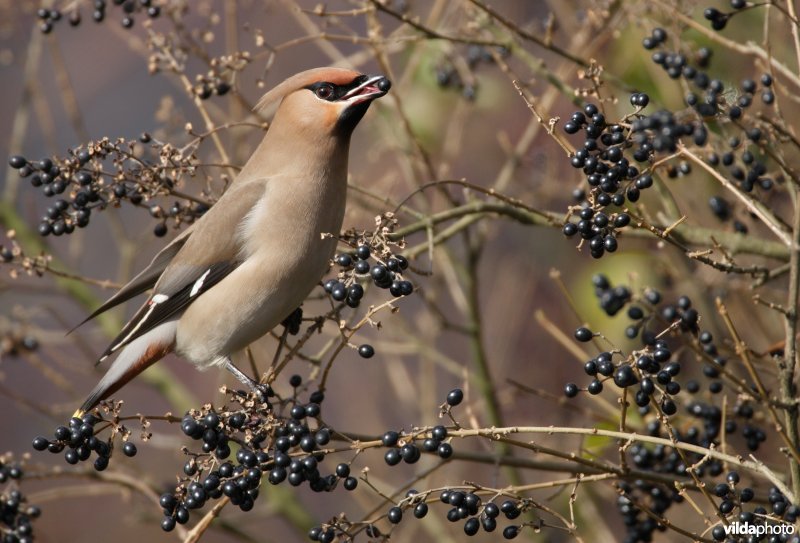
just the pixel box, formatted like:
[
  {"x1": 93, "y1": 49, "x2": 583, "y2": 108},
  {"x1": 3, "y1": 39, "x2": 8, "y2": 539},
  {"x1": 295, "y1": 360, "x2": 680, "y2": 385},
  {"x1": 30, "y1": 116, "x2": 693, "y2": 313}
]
[{"x1": 343, "y1": 75, "x2": 392, "y2": 105}]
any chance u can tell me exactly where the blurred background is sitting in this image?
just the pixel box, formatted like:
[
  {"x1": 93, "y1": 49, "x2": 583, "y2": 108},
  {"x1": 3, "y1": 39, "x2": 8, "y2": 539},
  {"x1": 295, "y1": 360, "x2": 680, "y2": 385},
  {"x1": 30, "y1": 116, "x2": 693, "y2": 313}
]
[{"x1": 0, "y1": 0, "x2": 797, "y2": 541}]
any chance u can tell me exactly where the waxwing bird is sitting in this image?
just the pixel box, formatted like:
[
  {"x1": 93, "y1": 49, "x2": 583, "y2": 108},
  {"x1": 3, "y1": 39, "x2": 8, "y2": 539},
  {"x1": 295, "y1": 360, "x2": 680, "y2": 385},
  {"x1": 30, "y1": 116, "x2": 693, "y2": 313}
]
[{"x1": 72, "y1": 67, "x2": 391, "y2": 417}]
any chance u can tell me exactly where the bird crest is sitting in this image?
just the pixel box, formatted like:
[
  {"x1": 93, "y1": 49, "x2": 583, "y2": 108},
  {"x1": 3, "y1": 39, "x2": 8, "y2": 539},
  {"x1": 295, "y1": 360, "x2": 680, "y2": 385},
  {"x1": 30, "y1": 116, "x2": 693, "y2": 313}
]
[{"x1": 254, "y1": 67, "x2": 363, "y2": 114}]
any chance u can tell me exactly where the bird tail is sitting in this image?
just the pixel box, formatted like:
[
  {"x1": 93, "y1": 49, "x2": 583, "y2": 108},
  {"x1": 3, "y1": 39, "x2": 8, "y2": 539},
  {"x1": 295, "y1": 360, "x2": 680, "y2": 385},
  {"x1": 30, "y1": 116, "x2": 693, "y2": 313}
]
[{"x1": 74, "y1": 320, "x2": 177, "y2": 418}]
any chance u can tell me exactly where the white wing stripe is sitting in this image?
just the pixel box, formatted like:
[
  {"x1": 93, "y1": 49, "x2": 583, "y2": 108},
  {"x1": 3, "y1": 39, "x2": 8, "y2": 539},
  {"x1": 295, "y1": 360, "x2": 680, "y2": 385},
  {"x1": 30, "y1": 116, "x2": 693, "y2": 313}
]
[
  {"x1": 106, "y1": 295, "x2": 168, "y2": 357},
  {"x1": 190, "y1": 269, "x2": 212, "y2": 297}
]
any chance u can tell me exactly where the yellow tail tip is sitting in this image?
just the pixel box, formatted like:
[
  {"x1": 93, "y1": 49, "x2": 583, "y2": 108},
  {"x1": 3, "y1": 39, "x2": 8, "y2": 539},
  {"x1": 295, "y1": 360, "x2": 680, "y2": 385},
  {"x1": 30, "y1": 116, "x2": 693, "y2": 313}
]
[{"x1": 72, "y1": 409, "x2": 85, "y2": 419}]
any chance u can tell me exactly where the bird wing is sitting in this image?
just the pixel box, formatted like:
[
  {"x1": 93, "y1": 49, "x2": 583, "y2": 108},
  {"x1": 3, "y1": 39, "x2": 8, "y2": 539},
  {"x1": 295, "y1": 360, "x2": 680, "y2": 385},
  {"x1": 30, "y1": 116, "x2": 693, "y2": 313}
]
[
  {"x1": 97, "y1": 260, "x2": 238, "y2": 362},
  {"x1": 95, "y1": 179, "x2": 267, "y2": 362}
]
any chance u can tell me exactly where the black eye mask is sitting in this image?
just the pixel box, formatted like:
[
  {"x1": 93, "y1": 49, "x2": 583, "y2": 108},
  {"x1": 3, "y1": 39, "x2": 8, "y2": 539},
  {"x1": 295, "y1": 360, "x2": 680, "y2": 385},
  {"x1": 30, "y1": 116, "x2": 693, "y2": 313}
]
[{"x1": 306, "y1": 75, "x2": 369, "y2": 102}]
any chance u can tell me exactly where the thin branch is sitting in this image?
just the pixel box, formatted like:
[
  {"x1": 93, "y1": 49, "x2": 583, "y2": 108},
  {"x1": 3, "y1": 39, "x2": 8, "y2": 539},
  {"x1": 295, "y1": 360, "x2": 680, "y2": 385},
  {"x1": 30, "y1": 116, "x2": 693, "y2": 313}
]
[
  {"x1": 781, "y1": 190, "x2": 800, "y2": 498},
  {"x1": 388, "y1": 199, "x2": 790, "y2": 263},
  {"x1": 183, "y1": 497, "x2": 230, "y2": 543},
  {"x1": 465, "y1": 0, "x2": 589, "y2": 67},
  {"x1": 651, "y1": 0, "x2": 800, "y2": 90},
  {"x1": 679, "y1": 144, "x2": 792, "y2": 247},
  {"x1": 716, "y1": 298, "x2": 800, "y2": 469},
  {"x1": 368, "y1": 0, "x2": 510, "y2": 48}
]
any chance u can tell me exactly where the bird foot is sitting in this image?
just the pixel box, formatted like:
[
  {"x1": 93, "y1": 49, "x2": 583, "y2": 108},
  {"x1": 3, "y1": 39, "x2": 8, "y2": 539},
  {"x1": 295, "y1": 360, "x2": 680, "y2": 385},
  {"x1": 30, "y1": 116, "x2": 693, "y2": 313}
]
[{"x1": 223, "y1": 359, "x2": 269, "y2": 403}]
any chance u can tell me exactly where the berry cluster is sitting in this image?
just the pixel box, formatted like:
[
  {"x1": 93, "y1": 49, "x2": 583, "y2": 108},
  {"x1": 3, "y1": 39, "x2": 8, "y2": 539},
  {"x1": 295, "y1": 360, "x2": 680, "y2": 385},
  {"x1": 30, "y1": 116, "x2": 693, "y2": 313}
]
[
  {"x1": 592, "y1": 274, "x2": 632, "y2": 317},
  {"x1": 192, "y1": 75, "x2": 232, "y2": 100},
  {"x1": 561, "y1": 28, "x2": 782, "y2": 259},
  {"x1": 567, "y1": 275, "x2": 745, "y2": 409},
  {"x1": 708, "y1": 479, "x2": 800, "y2": 541},
  {"x1": 705, "y1": 122, "x2": 775, "y2": 202},
  {"x1": 616, "y1": 419, "x2": 777, "y2": 541},
  {"x1": 0, "y1": 233, "x2": 68, "y2": 284},
  {"x1": 0, "y1": 321, "x2": 39, "y2": 358},
  {"x1": 32, "y1": 412, "x2": 137, "y2": 471},
  {"x1": 179, "y1": 50, "x2": 252, "y2": 101},
  {"x1": 561, "y1": 98, "x2": 645, "y2": 258},
  {"x1": 324, "y1": 216, "x2": 416, "y2": 360},
  {"x1": 381, "y1": 423, "x2": 452, "y2": 467},
  {"x1": 0, "y1": 459, "x2": 22, "y2": 486},
  {"x1": 8, "y1": 137, "x2": 208, "y2": 238},
  {"x1": 0, "y1": 457, "x2": 41, "y2": 543},
  {"x1": 305, "y1": 388, "x2": 530, "y2": 542},
  {"x1": 380, "y1": 489, "x2": 529, "y2": 540},
  {"x1": 37, "y1": 1, "x2": 248, "y2": 99},
  {"x1": 150, "y1": 38, "x2": 249, "y2": 98},
  {"x1": 640, "y1": 419, "x2": 725, "y2": 476},
  {"x1": 562, "y1": 99, "x2": 700, "y2": 225},
  {"x1": 157, "y1": 375, "x2": 359, "y2": 531},
  {"x1": 37, "y1": 0, "x2": 252, "y2": 102},
  {"x1": 707, "y1": 194, "x2": 748, "y2": 234},
  {"x1": 616, "y1": 480, "x2": 679, "y2": 543},
  {"x1": 326, "y1": 245, "x2": 413, "y2": 307},
  {"x1": 434, "y1": 44, "x2": 509, "y2": 100},
  {"x1": 1, "y1": 485, "x2": 40, "y2": 543},
  {"x1": 644, "y1": 26, "x2": 775, "y2": 115},
  {"x1": 562, "y1": 271, "x2": 788, "y2": 540},
  {"x1": 329, "y1": 215, "x2": 414, "y2": 298},
  {"x1": 703, "y1": 0, "x2": 761, "y2": 33},
  {"x1": 660, "y1": 40, "x2": 777, "y2": 182},
  {"x1": 37, "y1": 0, "x2": 162, "y2": 33}
]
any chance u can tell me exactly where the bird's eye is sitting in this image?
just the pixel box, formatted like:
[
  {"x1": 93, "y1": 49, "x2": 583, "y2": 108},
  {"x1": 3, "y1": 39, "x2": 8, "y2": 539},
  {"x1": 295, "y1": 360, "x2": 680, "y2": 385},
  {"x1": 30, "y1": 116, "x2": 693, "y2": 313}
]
[{"x1": 315, "y1": 84, "x2": 334, "y2": 100}]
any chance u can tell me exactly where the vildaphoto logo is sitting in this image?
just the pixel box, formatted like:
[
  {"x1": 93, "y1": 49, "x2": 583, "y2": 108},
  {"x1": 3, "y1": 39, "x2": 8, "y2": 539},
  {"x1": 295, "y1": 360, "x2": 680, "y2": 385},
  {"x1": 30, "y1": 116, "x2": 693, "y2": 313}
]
[{"x1": 722, "y1": 521, "x2": 795, "y2": 537}]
